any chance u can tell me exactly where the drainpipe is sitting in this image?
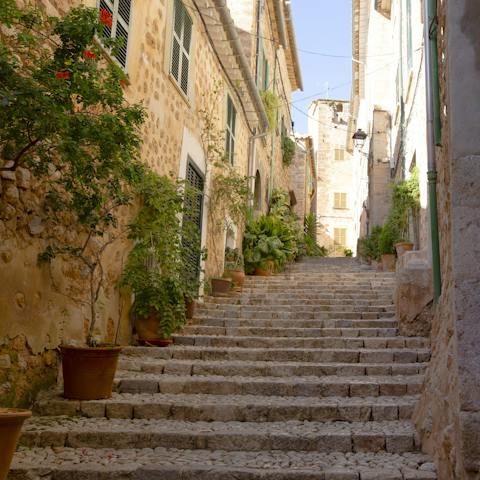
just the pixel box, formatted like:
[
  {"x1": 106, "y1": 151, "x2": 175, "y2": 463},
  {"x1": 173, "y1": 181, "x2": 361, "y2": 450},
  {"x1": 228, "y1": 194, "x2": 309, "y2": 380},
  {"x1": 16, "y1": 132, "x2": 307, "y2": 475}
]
[
  {"x1": 255, "y1": 0, "x2": 265, "y2": 83},
  {"x1": 273, "y1": 0, "x2": 288, "y2": 49},
  {"x1": 424, "y1": 0, "x2": 442, "y2": 302},
  {"x1": 268, "y1": 54, "x2": 278, "y2": 202}
]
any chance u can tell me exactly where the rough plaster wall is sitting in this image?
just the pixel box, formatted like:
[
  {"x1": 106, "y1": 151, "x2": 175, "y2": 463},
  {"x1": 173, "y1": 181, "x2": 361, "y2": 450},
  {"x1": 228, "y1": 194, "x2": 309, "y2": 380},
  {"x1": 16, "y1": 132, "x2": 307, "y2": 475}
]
[
  {"x1": 288, "y1": 145, "x2": 307, "y2": 219},
  {"x1": 414, "y1": 1, "x2": 480, "y2": 478},
  {"x1": 1, "y1": 0, "x2": 283, "y2": 405}
]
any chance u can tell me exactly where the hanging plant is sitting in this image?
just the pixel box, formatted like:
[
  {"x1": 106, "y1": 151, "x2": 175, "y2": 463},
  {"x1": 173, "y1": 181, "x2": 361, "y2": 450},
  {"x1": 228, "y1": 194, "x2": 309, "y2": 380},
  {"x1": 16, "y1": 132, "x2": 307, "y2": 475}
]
[
  {"x1": 282, "y1": 135, "x2": 296, "y2": 167},
  {"x1": 260, "y1": 90, "x2": 280, "y2": 132}
]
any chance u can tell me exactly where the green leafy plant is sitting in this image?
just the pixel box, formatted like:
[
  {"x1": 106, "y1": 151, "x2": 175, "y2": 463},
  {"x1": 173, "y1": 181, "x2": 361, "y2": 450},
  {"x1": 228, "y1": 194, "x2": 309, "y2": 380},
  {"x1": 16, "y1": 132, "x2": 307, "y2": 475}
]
[
  {"x1": 8, "y1": 5, "x2": 148, "y2": 346},
  {"x1": 120, "y1": 172, "x2": 205, "y2": 339},
  {"x1": 378, "y1": 221, "x2": 400, "y2": 255},
  {"x1": 282, "y1": 136, "x2": 296, "y2": 167},
  {"x1": 344, "y1": 248, "x2": 353, "y2": 257},
  {"x1": 224, "y1": 247, "x2": 244, "y2": 271},
  {"x1": 358, "y1": 225, "x2": 383, "y2": 261},
  {"x1": 303, "y1": 213, "x2": 328, "y2": 257},
  {"x1": 260, "y1": 90, "x2": 280, "y2": 131}
]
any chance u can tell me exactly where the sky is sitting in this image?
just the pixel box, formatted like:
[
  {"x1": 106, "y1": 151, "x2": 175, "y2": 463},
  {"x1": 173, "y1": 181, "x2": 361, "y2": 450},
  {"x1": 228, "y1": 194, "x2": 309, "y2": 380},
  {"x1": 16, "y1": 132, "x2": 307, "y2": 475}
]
[{"x1": 289, "y1": 0, "x2": 353, "y2": 134}]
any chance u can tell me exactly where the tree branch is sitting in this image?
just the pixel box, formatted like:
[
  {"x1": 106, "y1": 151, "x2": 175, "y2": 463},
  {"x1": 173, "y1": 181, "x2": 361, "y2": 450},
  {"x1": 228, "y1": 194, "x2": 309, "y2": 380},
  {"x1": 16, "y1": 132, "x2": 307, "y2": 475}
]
[{"x1": 0, "y1": 138, "x2": 40, "y2": 171}]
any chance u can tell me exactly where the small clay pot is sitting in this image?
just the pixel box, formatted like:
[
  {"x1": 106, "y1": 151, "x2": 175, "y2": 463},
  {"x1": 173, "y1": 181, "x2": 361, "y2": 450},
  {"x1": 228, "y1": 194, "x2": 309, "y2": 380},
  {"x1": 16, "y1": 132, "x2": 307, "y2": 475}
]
[
  {"x1": 185, "y1": 299, "x2": 196, "y2": 319},
  {"x1": 254, "y1": 267, "x2": 271, "y2": 277},
  {"x1": 395, "y1": 242, "x2": 414, "y2": 257},
  {"x1": 211, "y1": 278, "x2": 232, "y2": 296},
  {"x1": 381, "y1": 253, "x2": 396, "y2": 272},
  {"x1": 225, "y1": 269, "x2": 245, "y2": 289},
  {"x1": 60, "y1": 345, "x2": 122, "y2": 401},
  {"x1": 134, "y1": 313, "x2": 173, "y2": 347},
  {"x1": 0, "y1": 408, "x2": 31, "y2": 480}
]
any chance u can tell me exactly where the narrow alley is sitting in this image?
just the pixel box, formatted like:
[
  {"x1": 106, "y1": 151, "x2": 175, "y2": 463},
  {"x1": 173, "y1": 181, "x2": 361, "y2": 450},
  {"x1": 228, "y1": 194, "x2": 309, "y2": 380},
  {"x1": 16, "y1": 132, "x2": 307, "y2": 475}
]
[{"x1": 11, "y1": 258, "x2": 436, "y2": 479}]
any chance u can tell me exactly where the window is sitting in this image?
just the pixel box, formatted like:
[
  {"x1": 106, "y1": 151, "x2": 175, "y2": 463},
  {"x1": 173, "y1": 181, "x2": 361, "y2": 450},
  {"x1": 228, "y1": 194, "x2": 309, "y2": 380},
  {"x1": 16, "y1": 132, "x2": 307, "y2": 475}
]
[
  {"x1": 406, "y1": 0, "x2": 413, "y2": 70},
  {"x1": 334, "y1": 149, "x2": 345, "y2": 161},
  {"x1": 170, "y1": 0, "x2": 193, "y2": 96},
  {"x1": 334, "y1": 228, "x2": 347, "y2": 248},
  {"x1": 257, "y1": 48, "x2": 269, "y2": 90},
  {"x1": 334, "y1": 192, "x2": 347, "y2": 209},
  {"x1": 99, "y1": 0, "x2": 132, "y2": 68},
  {"x1": 225, "y1": 96, "x2": 236, "y2": 164}
]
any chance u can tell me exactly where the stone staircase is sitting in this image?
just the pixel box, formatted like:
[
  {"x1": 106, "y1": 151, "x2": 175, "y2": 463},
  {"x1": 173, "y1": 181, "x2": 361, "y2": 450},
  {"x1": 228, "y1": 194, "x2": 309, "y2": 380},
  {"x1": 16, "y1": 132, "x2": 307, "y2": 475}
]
[{"x1": 10, "y1": 257, "x2": 437, "y2": 479}]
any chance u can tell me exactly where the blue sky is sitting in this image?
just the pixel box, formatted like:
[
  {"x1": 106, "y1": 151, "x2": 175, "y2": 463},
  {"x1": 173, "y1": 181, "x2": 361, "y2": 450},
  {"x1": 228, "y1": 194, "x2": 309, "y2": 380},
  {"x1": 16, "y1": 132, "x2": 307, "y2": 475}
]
[{"x1": 290, "y1": 0, "x2": 352, "y2": 133}]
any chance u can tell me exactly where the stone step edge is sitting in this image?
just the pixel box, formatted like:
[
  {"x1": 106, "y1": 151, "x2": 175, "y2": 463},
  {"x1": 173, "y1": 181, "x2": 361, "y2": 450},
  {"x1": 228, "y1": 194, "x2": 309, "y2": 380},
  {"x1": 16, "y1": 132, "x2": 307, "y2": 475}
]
[{"x1": 11, "y1": 448, "x2": 437, "y2": 480}]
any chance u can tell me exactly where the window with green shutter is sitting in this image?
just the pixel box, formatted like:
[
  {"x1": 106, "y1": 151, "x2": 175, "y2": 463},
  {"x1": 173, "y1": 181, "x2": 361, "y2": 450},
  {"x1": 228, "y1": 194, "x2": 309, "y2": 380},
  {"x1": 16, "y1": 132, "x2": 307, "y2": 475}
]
[
  {"x1": 170, "y1": 0, "x2": 193, "y2": 96},
  {"x1": 225, "y1": 95, "x2": 237, "y2": 165},
  {"x1": 99, "y1": 0, "x2": 132, "y2": 69}
]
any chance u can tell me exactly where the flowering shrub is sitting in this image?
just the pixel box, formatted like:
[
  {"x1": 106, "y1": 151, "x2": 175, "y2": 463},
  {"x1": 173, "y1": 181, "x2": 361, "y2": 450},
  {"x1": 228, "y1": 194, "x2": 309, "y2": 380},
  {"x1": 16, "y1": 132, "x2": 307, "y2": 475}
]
[{"x1": 0, "y1": 2, "x2": 145, "y2": 344}]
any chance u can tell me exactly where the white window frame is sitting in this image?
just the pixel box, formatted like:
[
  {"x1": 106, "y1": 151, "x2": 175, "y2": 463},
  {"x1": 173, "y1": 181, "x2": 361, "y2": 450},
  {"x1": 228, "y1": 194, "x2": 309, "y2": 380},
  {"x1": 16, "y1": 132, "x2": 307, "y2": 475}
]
[
  {"x1": 170, "y1": 0, "x2": 193, "y2": 97},
  {"x1": 98, "y1": 0, "x2": 132, "y2": 70},
  {"x1": 225, "y1": 95, "x2": 236, "y2": 165}
]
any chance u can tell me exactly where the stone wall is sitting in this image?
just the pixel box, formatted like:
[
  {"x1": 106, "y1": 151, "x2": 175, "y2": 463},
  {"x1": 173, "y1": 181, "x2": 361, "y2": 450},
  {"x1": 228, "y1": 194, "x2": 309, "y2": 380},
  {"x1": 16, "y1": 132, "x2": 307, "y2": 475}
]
[
  {"x1": 0, "y1": 0, "x2": 296, "y2": 406},
  {"x1": 413, "y1": 1, "x2": 480, "y2": 478}
]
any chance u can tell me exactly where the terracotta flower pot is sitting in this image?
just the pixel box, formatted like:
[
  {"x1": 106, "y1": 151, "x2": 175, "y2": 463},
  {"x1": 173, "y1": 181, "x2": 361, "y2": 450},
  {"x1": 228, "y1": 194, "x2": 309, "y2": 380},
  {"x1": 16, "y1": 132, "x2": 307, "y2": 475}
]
[
  {"x1": 225, "y1": 269, "x2": 245, "y2": 289},
  {"x1": 60, "y1": 345, "x2": 122, "y2": 400},
  {"x1": 134, "y1": 313, "x2": 173, "y2": 346},
  {"x1": 395, "y1": 242, "x2": 414, "y2": 257},
  {"x1": 381, "y1": 253, "x2": 396, "y2": 272},
  {"x1": 0, "y1": 408, "x2": 31, "y2": 480},
  {"x1": 254, "y1": 267, "x2": 271, "y2": 277},
  {"x1": 211, "y1": 278, "x2": 232, "y2": 296},
  {"x1": 185, "y1": 299, "x2": 196, "y2": 319}
]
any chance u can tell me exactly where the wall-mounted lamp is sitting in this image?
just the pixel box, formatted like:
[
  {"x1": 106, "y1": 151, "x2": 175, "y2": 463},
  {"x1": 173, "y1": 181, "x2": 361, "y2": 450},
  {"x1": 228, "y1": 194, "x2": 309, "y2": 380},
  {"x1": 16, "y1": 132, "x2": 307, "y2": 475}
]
[{"x1": 352, "y1": 129, "x2": 368, "y2": 150}]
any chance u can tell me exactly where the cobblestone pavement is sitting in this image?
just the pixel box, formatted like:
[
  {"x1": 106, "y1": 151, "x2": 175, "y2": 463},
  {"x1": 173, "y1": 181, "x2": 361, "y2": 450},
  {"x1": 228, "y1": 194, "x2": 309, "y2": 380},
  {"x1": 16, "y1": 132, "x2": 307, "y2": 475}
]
[{"x1": 10, "y1": 257, "x2": 437, "y2": 479}]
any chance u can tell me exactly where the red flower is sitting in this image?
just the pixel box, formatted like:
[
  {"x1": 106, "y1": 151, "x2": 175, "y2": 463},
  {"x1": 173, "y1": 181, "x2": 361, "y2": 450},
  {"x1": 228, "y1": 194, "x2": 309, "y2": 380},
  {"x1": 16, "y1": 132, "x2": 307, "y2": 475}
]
[
  {"x1": 83, "y1": 50, "x2": 96, "y2": 60},
  {"x1": 55, "y1": 71, "x2": 70, "y2": 80},
  {"x1": 99, "y1": 9, "x2": 113, "y2": 28}
]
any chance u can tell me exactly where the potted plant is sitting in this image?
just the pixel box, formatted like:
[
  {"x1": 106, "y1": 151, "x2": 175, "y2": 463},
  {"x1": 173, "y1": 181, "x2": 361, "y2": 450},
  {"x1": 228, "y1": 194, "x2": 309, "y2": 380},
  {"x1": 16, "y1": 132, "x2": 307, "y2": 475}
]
[
  {"x1": 378, "y1": 222, "x2": 399, "y2": 272},
  {"x1": 121, "y1": 173, "x2": 204, "y2": 345},
  {"x1": 0, "y1": 408, "x2": 32, "y2": 480},
  {"x1": 344, "y1": 248, "x2": 353, "y2": 257},
  {"x1": 16, "y1": 6, "x2": 146, "y2": 400},
  {"x1": 211, "y1": 276, "x2": 233, "y2": 296},
  {"x1": 224, "y1": 247, "x2": 245, "y2": 288},
  {"x1": 395, "y1": 241, "x2": 414, "y2": 256}
]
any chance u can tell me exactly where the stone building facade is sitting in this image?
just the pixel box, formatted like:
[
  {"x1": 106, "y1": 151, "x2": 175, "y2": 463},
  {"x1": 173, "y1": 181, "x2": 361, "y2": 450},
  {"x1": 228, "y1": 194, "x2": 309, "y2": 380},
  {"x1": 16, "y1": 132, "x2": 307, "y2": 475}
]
[
  {"x1": 308, "y1": 99, "x2": 356, "y2": 255},
  {"x1": 350, "y1": 0, "x2": 480, "y2": 478},
  {"x1": 0, "y1": 0, "x2": 302, "y2": 406},
  {"x1": 288, "y1": 135, "x2": 316, "y2": 220}
]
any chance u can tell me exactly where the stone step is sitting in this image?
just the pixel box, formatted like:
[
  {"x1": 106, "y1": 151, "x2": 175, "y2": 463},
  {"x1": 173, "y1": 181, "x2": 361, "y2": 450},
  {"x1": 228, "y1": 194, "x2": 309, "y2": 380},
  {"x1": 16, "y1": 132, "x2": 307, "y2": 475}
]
[
  {"x1": 118, "y1": 357, "x2": 429, "y2": 378},
  {"x1": 193, "y1": 318, "x2": 399, "y2": 329},
  {"x1": 115, "y1": 374, "x2": 424, "y2": 397},
  {"x1": 194, "y1": 311, "x2": 396, "y2": 320},
  {"x1": 34, "y1": 392, "x2": 420, "y2": 422},
  {"x1": 172, "y1": 334, "x2": 429, "y2": 350},
  {"x1": 204, "y1": 297, "x2": 394, "y2": 306},
  {"x1": 10, "y1": 447, "x2": 437, "y2": 480},
  {"x1": 196, "y1": 305, "x2": 395, "y2": 314},
  {"x1": 181, "y1": 325, "x2": 400, "y2": 338},
  {"x1": 121, "y1": 346, "x2": 430, "y2": 364},
  {"x1": 19, "y1": 417, "x2": 421, "y2": 454}
]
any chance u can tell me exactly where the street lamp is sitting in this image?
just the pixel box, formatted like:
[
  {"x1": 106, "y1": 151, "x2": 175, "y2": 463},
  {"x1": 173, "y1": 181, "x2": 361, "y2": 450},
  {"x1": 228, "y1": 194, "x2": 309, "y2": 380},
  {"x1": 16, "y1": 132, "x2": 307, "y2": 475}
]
[{"x1": 352, "y1": 129, "x2": 368, "y2": 150}]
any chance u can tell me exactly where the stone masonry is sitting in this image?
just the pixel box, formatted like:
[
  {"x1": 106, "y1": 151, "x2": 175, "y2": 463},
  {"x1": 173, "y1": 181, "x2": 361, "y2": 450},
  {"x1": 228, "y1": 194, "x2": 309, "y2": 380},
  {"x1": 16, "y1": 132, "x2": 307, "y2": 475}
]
[{"x1": 10, "y1": 258, "x2": 436, "y2": 479}]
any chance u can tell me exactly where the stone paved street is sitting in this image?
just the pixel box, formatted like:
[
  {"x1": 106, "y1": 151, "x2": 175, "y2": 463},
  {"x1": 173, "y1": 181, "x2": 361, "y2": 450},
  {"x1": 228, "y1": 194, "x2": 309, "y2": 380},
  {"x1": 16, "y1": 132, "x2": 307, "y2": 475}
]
[{"x1": 10, "y1": 258, "x2": 437, "y2": 479}]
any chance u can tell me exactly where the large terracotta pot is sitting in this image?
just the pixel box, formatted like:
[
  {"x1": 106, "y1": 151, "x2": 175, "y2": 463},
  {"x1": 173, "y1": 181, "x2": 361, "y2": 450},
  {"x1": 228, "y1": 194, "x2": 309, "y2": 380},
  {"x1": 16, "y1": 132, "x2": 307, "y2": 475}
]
[
  {"x1": 225, "y1": 269, "x2": 245, "y2": 289},
  {"x1": 381, "y1": 253, "x2": 396, "y2": 272},
  {"x1": 395, "y1": 242, "x2": 414, "y2": 257},
  {"x1": 211, "y1": 278, "x2": 232, "y2": 296},
  {"x1": 60, "y1": 345, "x2": 122, "y2": 400},
  {"x1": 0, "y1": 408, "x2": 31, "y2": 480},
  {"x1": 134, "y1": 313, "x2": 173, "y2": 346}
]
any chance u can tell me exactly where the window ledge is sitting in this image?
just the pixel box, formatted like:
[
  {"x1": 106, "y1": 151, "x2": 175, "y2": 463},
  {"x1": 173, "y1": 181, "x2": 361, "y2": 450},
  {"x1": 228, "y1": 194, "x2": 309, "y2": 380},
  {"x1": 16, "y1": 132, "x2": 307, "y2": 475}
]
[{"x1": 168, "y1": 73, "x2": 192, "y2": 108}]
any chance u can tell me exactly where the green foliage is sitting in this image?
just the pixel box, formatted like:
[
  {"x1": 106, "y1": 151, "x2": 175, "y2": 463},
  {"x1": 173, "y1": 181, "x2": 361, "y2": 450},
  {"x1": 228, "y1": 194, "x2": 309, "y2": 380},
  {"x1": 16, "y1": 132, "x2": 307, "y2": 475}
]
[
  {"x1": 120, "y1": 172, "x2": 205, "y2": 339},
  {"x1": 344, "y1": 248, "x2": 353, "y2": 257},
  {"x1": 303, "y1": 213, "x2": 328, "y2": 257},
  {"x1": 11, "y1": 5, "x2": 148, "y2": 345},
  {"x1": 224, "y1": 247, "x2": 244, "y2": 271},
  {"x1": 378, "y1": 221, "x2": 399, "y2": 255},
  {"x1": 243, "y1": 190, "x2": 304, "y2": 273},
  {"x1": 259, "y1": 90, "x2": 280, "y2": 131},
  {"x1": 358, "y1": 225, "x2": 383, "y2": 261},
  {"x1": 282, "y1": 136, "x2": 296, "y2": 167}
]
